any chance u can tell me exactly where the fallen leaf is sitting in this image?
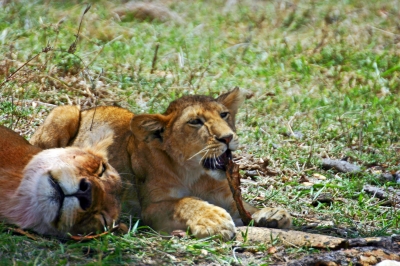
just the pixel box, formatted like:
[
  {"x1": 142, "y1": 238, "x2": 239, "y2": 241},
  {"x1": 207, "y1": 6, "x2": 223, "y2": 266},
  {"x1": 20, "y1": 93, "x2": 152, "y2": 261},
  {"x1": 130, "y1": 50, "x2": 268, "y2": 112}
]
[
  {"x1": 298, "y1": 176, "x2": 309, "y2": 183},
  {"x1": 267, "y1": 246, "x2": 277, "y2": 254},
  {"x1": 313, "y1": 173, "x2": 327, "y2": 180}
]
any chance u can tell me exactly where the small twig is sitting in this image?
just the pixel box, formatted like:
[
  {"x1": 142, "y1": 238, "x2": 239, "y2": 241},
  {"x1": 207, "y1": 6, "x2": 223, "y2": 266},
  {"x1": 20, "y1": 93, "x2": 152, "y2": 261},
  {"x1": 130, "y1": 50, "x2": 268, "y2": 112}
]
[
  {"x1": 0, "y1": 45, "x2": 52, "y2": 88},
  {"x1": 15, "y1": 99, "x2": 57, "y2": 108},
  {"x1": 313, "y1": 29, "x2": 328, "y2": 54},
  {"x1": 358, "y1": 105, "x2": 366, "y2": 154},
  {"x1": 7, "y1": 227, "x2": 37, "y2": 240},
  {"x1": 232, "y1": 247, "x2": 240, "y2": 263},
  {"x1": 287, "y1": 113, "x2": 298, "y2": 137},
  {"x1": 226, "y1": 160, "x2": 253, "y2": 225},
  {"x1": 369, "y1": 25, "x2": 399, "y2": 36},
  {"x1": 241, "y1": 25, "x2": 253, "y2": 59},
  {"x1": 43, "y1": 74, "x2": 72, "y2": 88},
  {"x1": 70, "y1": 224, "x2": 121, "y2": 242},
  {"x1": 150, "y1": 43, "x2": 160, "y2": 74},
  {"x1": 306, "y1": 139, "x2": 315, "y2": 167},
  {"x1": 68, "y1": 4, "x2": 91, "y2": 54}
]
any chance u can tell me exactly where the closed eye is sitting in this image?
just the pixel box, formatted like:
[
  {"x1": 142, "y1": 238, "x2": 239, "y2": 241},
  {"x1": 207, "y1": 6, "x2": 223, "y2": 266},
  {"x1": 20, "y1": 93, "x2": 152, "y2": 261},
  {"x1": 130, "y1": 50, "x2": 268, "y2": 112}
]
[
  {"x1": 99, "y1": 163, "x2": 106, "y2": 177},
  {"x1": 220, "y1": 112, "x2": 229, "y2": 119},
  {"x1": 188, "y1": 118, "x2": 203, "y2": 126}
]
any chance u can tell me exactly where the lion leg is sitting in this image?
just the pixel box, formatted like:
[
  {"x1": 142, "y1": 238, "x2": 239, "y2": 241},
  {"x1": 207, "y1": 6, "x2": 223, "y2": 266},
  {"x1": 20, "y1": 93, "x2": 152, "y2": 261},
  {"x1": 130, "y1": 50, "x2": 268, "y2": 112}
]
[
  {"x1": 142, "y1": 197, "x2": 236, "y2": 241},
  {"x1": 30, "y1": 106, "x2": 81, "y2": 149}
]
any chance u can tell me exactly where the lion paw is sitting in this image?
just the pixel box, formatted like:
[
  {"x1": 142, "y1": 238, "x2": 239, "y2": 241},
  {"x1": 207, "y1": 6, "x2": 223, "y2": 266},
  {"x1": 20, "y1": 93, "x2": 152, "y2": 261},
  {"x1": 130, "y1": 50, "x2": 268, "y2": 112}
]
[
  {"x1": 252, "y1": 207, "x2": 292, "y2": 229},
  {"x1": 189, "y1": 206, "x2": 236, "y2": 240}
]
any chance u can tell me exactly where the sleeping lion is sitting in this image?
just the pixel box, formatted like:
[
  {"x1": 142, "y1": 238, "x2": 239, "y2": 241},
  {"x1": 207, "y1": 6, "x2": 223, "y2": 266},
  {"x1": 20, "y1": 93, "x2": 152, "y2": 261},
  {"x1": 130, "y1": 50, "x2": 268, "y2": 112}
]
[
  {"x1": 30, "y1": 87, "x2": 292, "y2": 240},
  {"x1": 0, "y1": 125, "x2": 123, "y2": 236}
]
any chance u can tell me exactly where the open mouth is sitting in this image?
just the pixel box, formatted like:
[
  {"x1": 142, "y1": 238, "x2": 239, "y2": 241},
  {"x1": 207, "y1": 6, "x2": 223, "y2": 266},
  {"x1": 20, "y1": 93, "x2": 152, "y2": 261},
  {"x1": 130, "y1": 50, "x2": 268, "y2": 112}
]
[{"x1": 202, "y1": 149, "x2": 232, "y2": 171}]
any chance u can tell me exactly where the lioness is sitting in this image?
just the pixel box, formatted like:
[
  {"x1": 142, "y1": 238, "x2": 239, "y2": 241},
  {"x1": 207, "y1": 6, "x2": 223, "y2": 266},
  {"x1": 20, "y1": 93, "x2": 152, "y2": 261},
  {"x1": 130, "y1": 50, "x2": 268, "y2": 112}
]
[
  {"x1": 31, "y1": 87, "x2": 292, "y2": 240},
  {"x1": 0, "y1": 125, "x2": 123, "y2": 236}
]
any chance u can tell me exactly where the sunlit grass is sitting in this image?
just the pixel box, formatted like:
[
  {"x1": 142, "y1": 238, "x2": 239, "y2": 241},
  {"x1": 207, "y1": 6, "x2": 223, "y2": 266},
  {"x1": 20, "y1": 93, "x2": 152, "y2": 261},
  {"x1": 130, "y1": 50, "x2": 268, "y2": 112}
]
[{"x1": 1, "y1": 0, "x2": 399, "y2": 264}]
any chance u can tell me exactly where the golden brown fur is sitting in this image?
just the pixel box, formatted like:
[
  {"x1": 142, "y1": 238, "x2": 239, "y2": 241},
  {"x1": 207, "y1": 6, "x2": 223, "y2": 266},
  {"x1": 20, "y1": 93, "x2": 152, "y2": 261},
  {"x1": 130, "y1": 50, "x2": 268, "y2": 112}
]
[
  {"x1": 31, "y1": 88, "x2": 292, "y2": 240},
  {"x1": 0, "y1": 125, "x2": 123, "y2": 236}
]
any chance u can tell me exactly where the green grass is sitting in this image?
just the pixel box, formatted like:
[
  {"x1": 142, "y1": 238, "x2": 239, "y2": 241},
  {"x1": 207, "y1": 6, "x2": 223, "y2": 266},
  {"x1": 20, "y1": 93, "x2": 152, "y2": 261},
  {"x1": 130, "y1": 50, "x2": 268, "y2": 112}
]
[{"x1": 1, "y1": 0, "x2": 400, "y2": 264}]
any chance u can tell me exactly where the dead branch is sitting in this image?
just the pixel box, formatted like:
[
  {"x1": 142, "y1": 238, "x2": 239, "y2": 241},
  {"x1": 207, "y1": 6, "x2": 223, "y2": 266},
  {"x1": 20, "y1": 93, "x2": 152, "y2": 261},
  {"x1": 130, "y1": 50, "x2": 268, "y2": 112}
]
[
  {"x1": 236, "y1": 227, "x2": 345, "y2": 249},
  {"x1": 363, "y1": 185, "x2": 400, "y2": 207},
  {"x1": 68, "y1": 4, "x2": 91, "y2": 54},
  {"x1": 226, "y1": 160, "x2": 253, "y2": 225},
  {"x1": 150, "y1": 43, "x2": 160, "y2": 74},
  {"x1": 236, "y1": 227, "x2": 400, "y2": 252}
]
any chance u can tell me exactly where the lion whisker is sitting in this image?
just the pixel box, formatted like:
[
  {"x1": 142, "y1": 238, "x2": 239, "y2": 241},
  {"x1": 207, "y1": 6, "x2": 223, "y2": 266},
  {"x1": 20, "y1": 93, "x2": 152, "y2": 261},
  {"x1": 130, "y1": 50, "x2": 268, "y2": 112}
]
[
  {"x1": 188, "y1": 146, "x2": 211, "y2": 161},
  {"x1": 199, "y1": 149, "x2": 211, "y2": 165}
]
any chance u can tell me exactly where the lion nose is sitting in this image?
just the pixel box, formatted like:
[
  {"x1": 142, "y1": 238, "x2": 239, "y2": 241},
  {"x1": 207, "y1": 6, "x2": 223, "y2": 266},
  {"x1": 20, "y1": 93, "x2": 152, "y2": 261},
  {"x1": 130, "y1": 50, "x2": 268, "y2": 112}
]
[
  {"x1": 216, "y1": 134, "x2": 233, "y2": 145},
  {"x1": 71, "y1": 179, "x2": 92, "y2": 210}
]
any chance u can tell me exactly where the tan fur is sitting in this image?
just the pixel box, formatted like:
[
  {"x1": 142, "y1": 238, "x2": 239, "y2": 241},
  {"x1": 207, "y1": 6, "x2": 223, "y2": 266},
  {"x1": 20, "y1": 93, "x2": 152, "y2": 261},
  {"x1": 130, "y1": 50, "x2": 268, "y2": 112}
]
[
  {"x1": 30, "y1": 87, "x2": 292, "y2": 240},
  {"x1": 0, "y1": 125, "x2": 123, "y2": 236}
]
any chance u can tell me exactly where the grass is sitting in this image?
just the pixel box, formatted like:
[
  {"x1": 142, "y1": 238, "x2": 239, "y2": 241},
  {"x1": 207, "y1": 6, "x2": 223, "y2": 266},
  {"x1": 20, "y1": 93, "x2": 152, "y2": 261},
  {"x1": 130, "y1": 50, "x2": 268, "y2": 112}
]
[{"x1": 1, "y1": 0, "x2": 400, "y2": 264}]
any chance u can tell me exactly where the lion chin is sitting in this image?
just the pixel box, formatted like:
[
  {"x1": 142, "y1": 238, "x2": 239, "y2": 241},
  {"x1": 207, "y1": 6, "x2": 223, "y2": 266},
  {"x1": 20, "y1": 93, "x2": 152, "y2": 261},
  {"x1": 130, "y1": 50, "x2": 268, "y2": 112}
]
[{"x1": 0, "y1": 126, "x2": 124, "y2": 237}]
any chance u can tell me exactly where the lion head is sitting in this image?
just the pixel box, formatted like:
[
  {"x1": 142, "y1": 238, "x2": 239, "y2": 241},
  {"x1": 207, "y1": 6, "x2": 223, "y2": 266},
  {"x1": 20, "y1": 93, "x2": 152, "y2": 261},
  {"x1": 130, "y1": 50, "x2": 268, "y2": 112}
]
[
  {"x1": 130, "y1": 87, "x2": 245, "y2": 181},
  {"x1": 1, "y1": 127, "x2": 123, "y2": 236}
]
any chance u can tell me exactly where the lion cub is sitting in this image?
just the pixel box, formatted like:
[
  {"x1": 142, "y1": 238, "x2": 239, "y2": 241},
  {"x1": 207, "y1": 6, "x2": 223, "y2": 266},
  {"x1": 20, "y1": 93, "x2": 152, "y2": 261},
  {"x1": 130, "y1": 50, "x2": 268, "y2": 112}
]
[
  {"x1": 0, "y1": 125, "x2": 123, "y2": 236},
  {"x1": 31, "y1": 87, "x2": 292, "y2": 240}
]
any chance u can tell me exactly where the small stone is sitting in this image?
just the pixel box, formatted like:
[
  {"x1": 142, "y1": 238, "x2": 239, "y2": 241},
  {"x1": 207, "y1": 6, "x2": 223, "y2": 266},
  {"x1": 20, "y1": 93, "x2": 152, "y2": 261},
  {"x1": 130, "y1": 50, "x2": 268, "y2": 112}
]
[
  {"x1": 381, "y1": 173, "x2": 394, "y2": 182},
  {"x1": 394, "y1": 172, "x2": 400, "y2": 184},
  {"x1": 322, "y1": 159, "x2": 361, "y2": 173},
  {"x1": 359, "y1": 255, "x2": 378, "y2": 265},
  {"x1": 200, "y1": 249, "x2": 208, "y2": 256},
  {"x1": 266, "y1": 168, "x2": 279, "y2": 176},
  {"x1": 312, "y1": 193, "x2": 334, "y2": 206},
  {"x1": 284, "y1": 131, "x2": 304, "y2": 139},
  {"x1": 245, "y1": 170, "x2": 258, "y2": 177},
  {"x1": 272, "y1": 143, "x2": 280, "y2": 149}
]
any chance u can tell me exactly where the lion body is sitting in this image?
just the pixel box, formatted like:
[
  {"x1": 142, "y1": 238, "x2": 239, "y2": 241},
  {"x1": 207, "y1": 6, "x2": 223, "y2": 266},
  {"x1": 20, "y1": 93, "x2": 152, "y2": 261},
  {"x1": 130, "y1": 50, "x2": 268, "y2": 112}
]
[
  {"x1": 31, "y1": 88, "x2": 292, "y2": 239},
  {"x1": 0, "y1": 125, "x2": 123, "y2": 236}
]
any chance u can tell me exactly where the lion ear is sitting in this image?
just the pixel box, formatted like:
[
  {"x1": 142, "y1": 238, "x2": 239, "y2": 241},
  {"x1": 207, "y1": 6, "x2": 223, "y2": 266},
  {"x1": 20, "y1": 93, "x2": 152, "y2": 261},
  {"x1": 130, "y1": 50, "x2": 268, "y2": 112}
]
[
  {"x1": 216, "y1": 86, "x2": 245, "y2": 117},
  {"x1": 130, "y1": 114, "x2": 169, "y2": 142}
]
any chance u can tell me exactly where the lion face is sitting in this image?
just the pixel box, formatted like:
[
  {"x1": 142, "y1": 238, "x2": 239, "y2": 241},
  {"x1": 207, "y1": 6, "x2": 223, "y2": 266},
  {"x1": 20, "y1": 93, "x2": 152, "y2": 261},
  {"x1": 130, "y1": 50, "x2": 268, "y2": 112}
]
[
  {"x1": 166, "y1": 102, "x2": 239, "y2": 180},
  {"x1": 131, "y1": 87, "x2": 245, "y2": 181},
  {"x1": 11, "y1": 147, "x2": 122, "y2": 236}
]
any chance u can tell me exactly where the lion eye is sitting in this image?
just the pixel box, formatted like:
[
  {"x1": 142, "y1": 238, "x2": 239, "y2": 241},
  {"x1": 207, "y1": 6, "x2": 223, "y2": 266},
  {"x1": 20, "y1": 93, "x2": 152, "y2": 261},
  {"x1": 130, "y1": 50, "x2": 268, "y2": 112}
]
[
  {"x1": 220, "y1": 112, "x2": 229, "y2": 119},
  {"x1": 99, "y1": 163, "x2": 106, "y2": 177},
  {"x1": 188, "y1": 119, "x2": 203, "y2": 125}
]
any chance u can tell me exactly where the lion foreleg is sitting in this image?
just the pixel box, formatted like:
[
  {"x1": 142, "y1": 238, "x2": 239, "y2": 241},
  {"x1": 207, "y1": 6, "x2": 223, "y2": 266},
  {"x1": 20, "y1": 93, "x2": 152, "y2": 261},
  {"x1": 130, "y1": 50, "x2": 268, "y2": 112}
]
[{"x1": 142, "y1": 197, "x2": 236, "y2": 241}]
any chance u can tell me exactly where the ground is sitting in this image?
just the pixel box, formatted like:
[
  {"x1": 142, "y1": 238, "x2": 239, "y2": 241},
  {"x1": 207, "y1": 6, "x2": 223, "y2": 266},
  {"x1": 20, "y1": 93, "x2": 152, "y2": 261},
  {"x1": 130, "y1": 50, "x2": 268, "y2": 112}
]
[{"x1": 0, "y1": 0, "x2": 399, "y2": 264}]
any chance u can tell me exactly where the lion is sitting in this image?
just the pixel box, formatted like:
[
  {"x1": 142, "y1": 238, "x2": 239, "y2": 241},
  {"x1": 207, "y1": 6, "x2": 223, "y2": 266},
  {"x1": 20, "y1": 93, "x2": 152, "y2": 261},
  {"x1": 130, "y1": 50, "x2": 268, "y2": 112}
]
[
  {"x1": 0, "y1": 125, "x2": 124, "y2": 237},
  {"x1": 30, "y1": 87, "x2": 292, "y2": 240}
]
